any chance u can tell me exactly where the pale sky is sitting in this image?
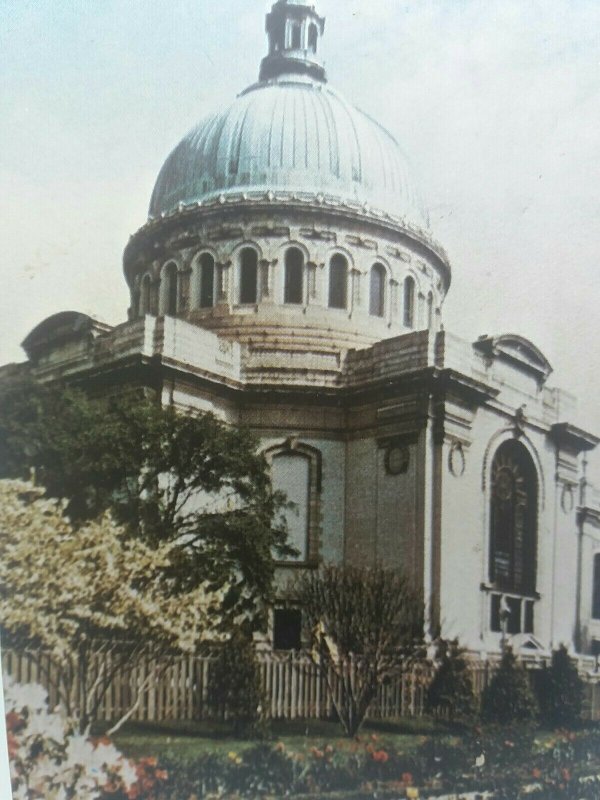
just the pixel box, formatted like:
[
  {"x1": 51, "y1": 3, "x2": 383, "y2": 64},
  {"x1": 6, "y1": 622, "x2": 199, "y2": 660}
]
[{"x1": 1, "y1": 0, "x2": 599, "y2": 443}]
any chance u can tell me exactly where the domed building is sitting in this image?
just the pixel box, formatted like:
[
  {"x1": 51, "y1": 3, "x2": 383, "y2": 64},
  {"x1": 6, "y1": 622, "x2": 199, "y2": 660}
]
[{"x1": 13, "y1": 0, "x2": 600, "y2": 661}]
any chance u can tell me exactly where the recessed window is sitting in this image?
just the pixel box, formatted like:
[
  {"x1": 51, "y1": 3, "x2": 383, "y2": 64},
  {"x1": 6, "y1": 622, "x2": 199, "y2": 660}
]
[
  {"x1": 404, "y1": 276, "x2": 415, "y2": 328},
  {"x1": 593, "y1": 554, "x2": 600, "y2": 619},
  {"x1": 199, "y1": 253, "x2": 215, "y2": 308},
  {"x1": 490, "y1": 594, "x2": 534, "y2": 634},
  {"x1": 369, "y1": 263, "x2": 386, "y2": 317},
  {"x1": 329, "y1": 254, "x2": 348, "y2": 310},
  {"x1": 273, "y1": 608, "x2": 302, "y2": 651},
  {"x1": 239, "y1": 248, "x2": 258, "y2": 304},
  {"x1": 284, "y1": 247, "x2": 304, "y2": 304}
]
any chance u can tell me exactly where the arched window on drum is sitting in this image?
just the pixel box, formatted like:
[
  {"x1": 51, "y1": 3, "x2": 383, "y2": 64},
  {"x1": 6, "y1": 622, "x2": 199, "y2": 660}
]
[
  {"x1": 403, "y1": 276, "x2": 415, "y2": 328},
  {"x1": 284, "y1": 248, "x2": 304, "y2": 304},
  {"x1": 239, "y1": 248, "x2": 258, "y2": 304},
  {"x1": 328, "y1": 254, "x2": 348, "y2": 310},
  {"x1": 199, "y1": 253, "x2": 215, "y2": 308},
  {"x1": 489, "y1": 440, "x2": 538, "y2": 635},
  {"x1": 369, "y1": 263, "x2": 386, "y2": 317},
  {"x1": 162, "y1": 263, "x2": 178, "y2": 316}
]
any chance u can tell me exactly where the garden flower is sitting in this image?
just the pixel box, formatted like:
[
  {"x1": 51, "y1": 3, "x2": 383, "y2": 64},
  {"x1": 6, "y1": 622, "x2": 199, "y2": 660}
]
[
  {"x1": 372, "y1": 749, "x2": 389, "y2": 763},
  {"x1": 402, "y1": 771, "x2": 414, "y2": 785}
]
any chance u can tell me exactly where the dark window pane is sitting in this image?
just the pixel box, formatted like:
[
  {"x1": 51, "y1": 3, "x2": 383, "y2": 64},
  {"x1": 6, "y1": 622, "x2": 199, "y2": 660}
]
[
  {"x1": 284, "y1": 248, "x2": 303, "y2": 304},
  {"x1": 273, "y1": 608, "x2": 302, "y2": 651},
  {"x1": 490, "y1": 594, "x2": 501, "y2": 632},
  {"x1": 329, "y1": 254, "x2": 347, "y2": 309},
  {"x1": 404, "y1": 276, "x2": 415, "y2": 327},
  {"x1": 524, "y1": 599, "x2": 534, "y2": 634},
  {"x1": 200, "y1": 253, "x2": 215, "y2": 308},
  {"x1": 308, "y1": 24, "x2": 318, "y2": 53},
  {"x1": 240, "y1": 248, "x2": 258, "y2": 304},
  {"x1": 593, "y1": 554, "x2": 600, "y2": 619},
  {"x1": 506, "y1": 597, "x2": 521, "y2": 634},
  {"x1": 369, "y1": 264, "x2": 385, "y2": 316}
]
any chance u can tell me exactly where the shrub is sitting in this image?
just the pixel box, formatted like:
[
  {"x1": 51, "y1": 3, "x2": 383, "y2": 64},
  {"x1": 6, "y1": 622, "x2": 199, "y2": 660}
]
[
  {"x1": 208, "y1": 632, "x2": 267, "y2": 737},
  {"x1": 535, "y1": 644, "x2": 584, "y2": 728},
  {"x1": 294, "y1": 565, "x2": 424, "y2": 736},
  {"x1": 481, "y1": 646, "x2": 538, "y2": 725},
  {"x1": 426, "y1": 638, "x2": 476, "y2": 721}
]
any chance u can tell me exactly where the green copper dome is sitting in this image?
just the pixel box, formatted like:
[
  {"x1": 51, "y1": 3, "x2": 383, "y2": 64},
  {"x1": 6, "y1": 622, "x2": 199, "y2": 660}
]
[
  {"x1": 149, "y1": 2, "x2": 428, "y2": 230},
  {"x1": 149, "y1": 76, "x2": 428, "y2": 230}
]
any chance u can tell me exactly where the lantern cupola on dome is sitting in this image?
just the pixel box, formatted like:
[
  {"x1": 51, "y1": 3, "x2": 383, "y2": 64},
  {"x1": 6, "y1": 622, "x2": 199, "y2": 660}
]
[{"x1": 260, "y1": 0, "x2": 326, "y2": 83}]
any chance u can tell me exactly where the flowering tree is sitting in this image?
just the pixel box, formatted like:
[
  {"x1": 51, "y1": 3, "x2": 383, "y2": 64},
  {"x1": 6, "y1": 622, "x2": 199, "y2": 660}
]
[{"x1": 0, "y1": 480, "x2": 228, "y2": 734}]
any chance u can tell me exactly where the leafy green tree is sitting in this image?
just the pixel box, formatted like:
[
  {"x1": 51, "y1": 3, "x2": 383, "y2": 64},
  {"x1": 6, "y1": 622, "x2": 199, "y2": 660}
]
[
  {"x1": 481, "y1": 646, "x2": 538, "y2": 725},
  {"x1": 294, "y1": 565, "x2": 424, "y2": 737},
  {"x1": 0, "y1": 373, "x2": 294, "y2": 632},
  {"x1": 535, "y1": 644, "x2": 584, "y2": 728},
  {"x1": 426, "y1": 638, "x2": 476, "y2": 721}
]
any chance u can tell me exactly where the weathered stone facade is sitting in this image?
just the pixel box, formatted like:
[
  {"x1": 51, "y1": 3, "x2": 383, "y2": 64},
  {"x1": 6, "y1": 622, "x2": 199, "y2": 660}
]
[{"x1": 8, "y1": 0, "x2": 600, "y2": 660}]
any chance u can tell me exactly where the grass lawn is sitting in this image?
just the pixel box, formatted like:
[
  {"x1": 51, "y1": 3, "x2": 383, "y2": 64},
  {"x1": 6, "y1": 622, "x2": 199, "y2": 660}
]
[{"x1": 110, "y1": 717, "x2": 453, "y2": 763}]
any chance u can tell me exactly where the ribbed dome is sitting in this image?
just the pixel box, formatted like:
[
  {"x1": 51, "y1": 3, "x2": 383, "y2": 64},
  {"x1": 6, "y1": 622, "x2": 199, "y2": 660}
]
[{"x1": 149, "y1": 76, "x2": 428, "y2": 229}]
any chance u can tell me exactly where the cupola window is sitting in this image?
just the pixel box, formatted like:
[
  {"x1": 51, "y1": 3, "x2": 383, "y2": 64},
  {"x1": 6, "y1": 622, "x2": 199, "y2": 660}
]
[
  {"x1": 284, "y1": 247, "x2": 304, "y2": 304},
  {"x1": 329, "y1": 254, "x2": 348, "y2": 310},
  {"x1": 403, "y1": 276, "x2": 415, "y2": 328},
  {"x1": 308, "y1": 23, "x2": 318, "y2": 53},
  {"x1": 369, "y1": 263, "x2": 386, "y2": 317},
  {"x1": 291, "y1": 22, "x2": 302, "y2": 49},
  {"x1": 199, "y1": 253, "x2": 215, "y2": 308},
  {"x1": 239, "y1": 248, "x2": 258, "y2": 304}
]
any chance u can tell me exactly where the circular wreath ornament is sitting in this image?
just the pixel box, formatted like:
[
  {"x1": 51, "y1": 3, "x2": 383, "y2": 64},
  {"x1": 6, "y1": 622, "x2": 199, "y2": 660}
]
[
  {"x1": 385, "y1": 445, "x2": 410, "y2": 475},
  {"x1": 448, "y1": 441, "x2": 466, "y2": 478}
]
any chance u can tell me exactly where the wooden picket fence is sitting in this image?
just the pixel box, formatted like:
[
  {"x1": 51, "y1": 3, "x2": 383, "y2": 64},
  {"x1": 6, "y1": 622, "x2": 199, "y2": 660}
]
[{"x1": 3, "y1": 648, "x2": 600, "y2": 723}]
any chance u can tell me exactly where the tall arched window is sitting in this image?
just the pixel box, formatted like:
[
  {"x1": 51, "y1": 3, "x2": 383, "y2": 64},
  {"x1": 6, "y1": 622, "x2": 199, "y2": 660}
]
[
  {"x1": 140, "y1": 275, "x2": 151, "y2": 316},
  {"x1": 328, "y1": 254, "x2": 348, "y2": 309},
  {"x1": 490, "y1": 440, "x2": 538, "y2": 595},
  {"x1": 291, "y1": 22, "x2": 302, "y2": 49},
  {"x1": 163, "y1": 263, "x2": 178, "y2": 316},
  {"x1": 403, "y1": 276, "x2": 415, "y2": 328},
  {"x1": 284, "y1": 247, "x2": 304, "y2": 304},
  {"x1": 369, "y1": 263, "x2": 386, "y2": 317},
  {"x1": 308, "y1": 23, "x2": 318, "y2": 53},
  {"x1": 239, "y1": 248, "x2": 258, "y2": 304},
  {"x1": 271, "y1": 452, "x2": 310, "y2": 562},
  {"x1": 199, "y1": 253, "x2": 215, "y2": 308}
]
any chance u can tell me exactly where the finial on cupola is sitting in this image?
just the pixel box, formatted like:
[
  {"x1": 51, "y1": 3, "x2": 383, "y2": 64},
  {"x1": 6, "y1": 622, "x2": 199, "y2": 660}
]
[{"x1": 259, "y1": 0, "x2": 326, "y2": 83}]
